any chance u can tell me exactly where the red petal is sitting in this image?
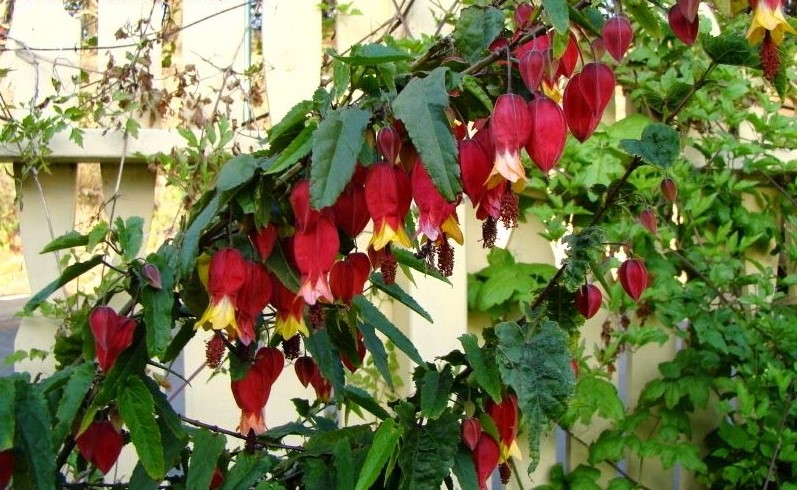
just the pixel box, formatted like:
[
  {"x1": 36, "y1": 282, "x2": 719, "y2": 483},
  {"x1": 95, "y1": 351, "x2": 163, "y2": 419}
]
[
  {"x1": 563, "y1": 74, "x2": 600, "y2": 142},
  {"x1": 474, "y1": 434, "x2": 500, "y2": 489},
  {"x1": 294, "y1": 356, "x2": 318, "y2": 388},
  {"x1": 486, "y1": 394, "x2": 519, "y2": 448},
  {"x1": 252, "y1": 223, "x2": 278, "y2": 261},
  {"x1": 293, "y1": 216, "x2": 340, "y2": 276},
  {"x1": 580, "y1": 63, "x2": 616, "y2": 116},
  {"x1": 491, "y1": 94, "x2": 531, "y2": 152},
  {"x1": 290, "y1": 180, "x2": 322, "y2": 231},
  {"x1": 677, "y1": 0, "x2": 700, "y2": 23},
  {"x1": 0, "y1": 449, "x2": 13, "y2": 489},
  {"x1": 208, "y1": 248, "x2": 247, "y2": 300},
  {"x1": 602, "y1": 16, "x2": 633, "y2": 62},
  {"x1": 668, "y1": 5, "x2": 699, "y2": 46},
  {"x1": 89, "y1": 306, "x2": 136, "y2": 373},
  {"x1": 236, "y1": 262, "x2": 272, "y2": 317},
  {"x1": 377, "y1": 126, "x2": 401, "y2": 165},
  {"x1": 76, "y1": 422, "x2": 123, "y2": 474},
  {"x1": 519, "y1": 49, "x2": 546, "y2": 93},
  {"x1": 554, "y1": 33, "x2": 580, "y2": 80},
  {"x1": 459, "y1": 139, "x2": 491, "y2": 206},
  {"x1": 619, "y1": 258, "x2": 649, "y2": 302},
  {"x1": 365, "y1": 163, "x2": 412, "y2": 227},
  {"x1": 461, "y1": 417, "x2": 482, "y2": 451},
  {"x1": 575, "y1": 284, "x2": 602, "y2": 319},
  {"x1": 513, "y1": 3, "x2": 533, "y2": 29},
  {"x1": 332, "y1": 182, "x2": 370, "y2": 238},
  {"x1": 526, "y1": 97, "x2": 566, "y2": 173}
]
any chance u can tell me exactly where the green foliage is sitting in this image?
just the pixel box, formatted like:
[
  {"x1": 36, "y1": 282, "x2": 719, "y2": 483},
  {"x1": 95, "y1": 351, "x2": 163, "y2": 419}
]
[
  {"x1": 187, "y1": 429, "x2": 227, "y2": 489},
  {"x1": 454, "y1": 6, "x2": 505, "y2": 63},
  {"x1": 119, "y1": 375, "x2": 165, "y2": 479},
  {"x1": 619, "y1": 123, "x2": 681, "y2": 169},
  {"x1": 396, "y1": 409, "x2": 460, "y2": 489}
]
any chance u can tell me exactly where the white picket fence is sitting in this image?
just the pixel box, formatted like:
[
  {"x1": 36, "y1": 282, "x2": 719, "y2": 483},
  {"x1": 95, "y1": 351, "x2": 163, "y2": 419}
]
[{"x1": 0, "y1": 1, "x2": 712, "y2": 488}]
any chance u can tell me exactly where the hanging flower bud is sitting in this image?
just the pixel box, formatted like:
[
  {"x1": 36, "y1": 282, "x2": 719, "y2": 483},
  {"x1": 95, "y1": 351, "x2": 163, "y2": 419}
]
[
  {"x1": 563, "y1": 74, "x2": 600, "y2": 142},
  {"x1": 75, "y1": 421, "x2": 124, "y2": 474},
  {"x1": 234, "y1": 262, "x2": 272, "y2": 345},
  {"x1": 89, "y1": 306, "x2": 136, "y2": 373},
  {"x1": 487, "y1": 94, "x2": 531, "y2": 188},
  {"x1": 520, "y1": 49, "x2": 546, "y2": 93},
  {"x1": 341, "y1": 331, "x2": 367, "y2": 373},
  {"x1": 293, "y1": 215, "x2": 340, "y2": 305},
  {"x1": 251, "y1": 223, "x2": 278, "y2": 261},
  {"x1": 411, "y1": 162, "x2": 464, "y2": 244},
  {"x1": 310, "y1": 373, "x2": 333, "y2": 403},
  {"x1": 487, "y1": 394, "x2": 521, "y2": 462},
  {"x1": 332, "y1": 181, "x2": 370, "y2": 238},
  {"x1": 461, "y1": 417, "x2": 482, "y2": 451},
  {"x1": 526, "y1": 96, "x2": 566, "y2": 173},
  {"x1": 580, "y1": 63, "x2": 616, "y2": 118},
  {"x1": 272, "y1": 279, "x2": 310, "y2": 339},
  {"x1": 618, "y1": 258, "x2": 649, "y2": 302},
  {"x1": 231, "y1": 347, "x2": 284, "y2": 435},
  {"x1": 514, "y1": 3, "x2": 533, "y2": 30},
  {"x1": 459, "y1": 138, "x2": 492, "y2": 207},
  {"x1": 295, "y1": 355, "x2": 319, "y2": 388},
  {"x1": 602, "y1": 16, "x2": 633, "y2": 62},
  {"x1": 196, "y1": 248, "x2": 247, "y2": 339},
  {"x1": 575, "y1": 284, "x2": 602, "y2": 319},
  {"x1": 668, "y1": 5, "x2": 699, "y2": 45},
  {"x1": 365, "y1": 163, "x2": 413, "y2": 251},
  {"x1": 377, "y1": 126, "x2": 401, "y2": 165},
  {"x1": 639, "y1": 209, "x2": 658, "y2": 234},
  {"x1": 660, "y1": 178, "x2": 678, "y2": 202},
  {"x1": 474, "y1": 433, "x2": 501, "y2": 490},
  {"x1": 140, "y1": 263, "x2": 162, "y2": 290},
  {"x1": 291, "y1": 180, "x2": 325, "y2": 231},
  {"x1": 0, "y1": 449, "x2": 13, "y2": 489},
  {"x1": 329, "y1": 253, "x2": 371, "y2": 303},
  {"x1": 678, "y1": 0, "x2": 700, "y2": 22}
]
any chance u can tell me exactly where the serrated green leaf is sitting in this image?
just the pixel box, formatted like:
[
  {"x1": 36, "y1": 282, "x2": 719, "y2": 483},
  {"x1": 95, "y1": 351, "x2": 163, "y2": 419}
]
[
  {"x1": 87, "y1": 221, "x2": 109, "y2": 252},
  {"x1": 334, "y1": 438, "x2": 355, "y2": 490},
  {"x1": 356, "y1": 321, "x2": 394, "y2": 390},
  {"x1": 178, "y1": 192, "x2": 222, "y2": 276},
  {"x1": 355, "y1": 419, "x2": 402, "y2": 490},
  {"x1": 461, "y1": 75, "x2": 493, "y2": 112},
  {"x1": 420, "y1": 365, "x2": 454, "y2": 419},
  {"x1": 454, "y1": 6, "x2": 505, "y2": 63},
  {"x1": 118, "y1": 375, "x2": 165, "y2": 480},
  {"x1": 344, "y1": 385, "x2": 390, "y2": 420},
  {"x1": 215, "y1": 154, "x2": 258, "y2": 192},
  {"x1": 51, "y1": 363, "x2": 94, "y2": 448},
  {"x1": 304, "y1": 329, "x2": 345, "y2": 402},
  {"x1": 543, "y1": 0, "x2": 570, "y2": 33},
  {"x1": 141, "y1": 245, "x2": 177, "y2": 359},
  {"x1": 24, "y1": 255, "x2": 104, "y2": 313},
  {"x1": 353, "y1": 296, "x2": 424, "y2": 366},
  {"x1": 619, "y1": 123, "x2": 680, "y2": 168},
  {"x1": 625, "y1": 0, "x2": 661, "y2": 38},
  {"x1": 267, "y1": 100, "x2": 314, "y2": 154},
  {"x1": 496, "y1": 320, "x2": 575, "y2": 472},
  {"x1": 40, "y1": 230, "x2": 88, "y2": 254},
  {"x1": 265, "y1": 121, "x2": 317, "y2": 175},
  {"x1": 701, "y1": 33, "x2": 759, "y2": 67},
  {"x1": 371, "y1": 272, "x2": 432, "y2": 322},
  {"x1": 141, "y1": 376, "x2": 186, "y2": 440},
  {"x1": 310, "y1": 107, "x2": 371, "y2": 208},
  {"x1": 115, "y1": 216, "x2": 144, "y2": 262},
  {"x1": 589, "y1": 430, "x2": 627, "y2": 464},
  {"x1": 14, "y1": 380, "x2": 56, "y2": 490},
  {"x1": 219, "y1": 452, "x2": 272, "y2": 490},
  {"x1": 393, "y1": 68, "x2": 461, "y2": 201},
  {"x1": 187, "y1": 429, "x2": 227, "y2": 490},
  {"x1": 452, "y1": 448, "x2": 478, "y2": 490},
  {"x1": 397, "y1": 409, "x2": 460, "y2": 490},
  {"x1": 459, "y1": 334, "x2": 501, "y2": 403},
  {"x1": 0, "y1": 378, "x2": 14, "y2": 450},
  {"x1": 335, "y1": 43, "x2": 413, "y2": 65}
]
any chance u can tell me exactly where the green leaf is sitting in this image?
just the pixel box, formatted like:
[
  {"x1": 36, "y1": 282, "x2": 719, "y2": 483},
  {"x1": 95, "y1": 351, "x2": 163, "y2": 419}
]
[
  {"x1": 459, "y1": 334, "x2": 502, "y2": 403},
  {"x1": 24, "y1": 255, "x2": 103, "y2": 313},
  {"x1": 115, "y1": 216, "x2": 145, "y2": 262},
  {"x1": 543, "y1": 0, "x2": 570, "y2": 33},
  {"x1": 178, "y1": 192, "x2": 230, "y2": 276},
  {"x1": 304, "y1": 329, "x2": 345, "y2": 402},
  {"x1": 265, "y1": 241, "x2": 301, "y2": 292},
  {"x1": 334, "y1": 439, "x2": 355, "y2": 490},
  {"x1": 496, "y1": 320, "x2": 575, "y2": 472},
  {"x1": 219, "y1": 452, "x2": 272, "y2": 490},
  {"x1": 344, "y1": 385, "x2": 390, "y2": 420},
  {"x1": 118, "y1": 375, "x2": 165, "y2": 480},
  {"x1": 40, "y1": 230, "x2": 88, "y2": 253},
  {"x1": 266, "y1": 100, "x2": 314, "y2": 154},
  {"x1": 392, "y1": 68, "x2": 461, "y2": 201},
  {"x1": 453, "y1": 6, "x2": 505, "y2": 63},
  {"x1": 14, "y1": 380, "x2": 56, "y2": 490},
  {"x1": 51, "y1": 363, "x2": 94, "y2": 448},
  {"x1": 310, "y1": 107, "x2": 371, "y2": 208},
  {"x1": 353, "y1": 296, "x2": 424, "y2": 366},
  {"x1": 392, "y1": 248, "x2": 451, "y2": 284},
  {"x1": 452, "y1": 448, "x2": 478, "y2": 490},
  {"x1": 371, "y1": 272, "x2": 432, "y2": 322},
  {"x1": 216, "y1": 154, "x2": 258, "y2": 192},
  {"x1": 701, "y1": 34, "x2": 759, "y2": 67},
  {"x1": 356, "y1": 321, "x2": 394, "y2": 390},
  {"x1": 397, "y1": 409, "x2": 460, "y2": 490},
  {"x1": 87, "y1": 221, "x2": 110, "y2": 252},
  {"x1": 187, "y1": 429, "x2": 227, "y2": 490},
  {"x1": 619, "y1": 123, "x2": 680, "y2": 168},
  {"x1": 420, "y1": 365, "x2": 455, "y2": 419},
  {"x1": 625, "y1": 0, "x2": 661, "y2": 38},
  {"x1": 141, "y1": 245, "x2": 177, "y2": 359},
  {"x1": 265, "y1": 121, "x2": 317, "y2": 175},
  {"x1": 355, "y1": 419, "x2": 403, "y2": 490},
  {"x1": 335, "y1": 43, "x2": 413, "y2": 65},
  {"x1": 0, "y1": 378, "x2": 14, "y2": 451},
  {"x1": 589, "y1": 430, "x2": 627, "y2": 464},
  {"x1": 141, "y1": 375, "x2": 187, "y2": 440}
]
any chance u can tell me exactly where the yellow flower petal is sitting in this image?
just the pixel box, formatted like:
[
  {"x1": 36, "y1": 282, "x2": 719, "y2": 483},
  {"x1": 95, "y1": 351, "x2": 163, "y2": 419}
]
[
  {"x1": 275, "y1": 313, "x2": 310, "y2": 339},
  {"x1": 441, "y1": 215, "x2": 464, "y2": 245},
  {"x1": 196, "y1": 296, "x2": 240, "y2": 337},
  {"x1": 370, "y1": 221, "x2": 412, "y2": 251}
]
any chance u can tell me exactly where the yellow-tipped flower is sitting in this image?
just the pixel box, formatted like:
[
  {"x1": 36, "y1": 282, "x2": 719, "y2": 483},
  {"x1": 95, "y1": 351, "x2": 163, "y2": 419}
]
[
  {"x1": 195, "y1": 248, "x2": 247, "y2": 339},
  {"x1": 746, "y1": 0, "x2": 796, "y2": 45}
]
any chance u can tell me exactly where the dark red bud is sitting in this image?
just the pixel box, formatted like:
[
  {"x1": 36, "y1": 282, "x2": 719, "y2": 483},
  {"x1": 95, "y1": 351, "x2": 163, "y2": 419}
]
[
  {"x1": 660, "y1": 178, "x2": 678, "y2": 202},
  {"x1": 377, "y1": 126, "x2": 401, "y2": 165},
  {"x1": 513, "y1": 3, "x2": 533, "y2": 29},
  {"x1": 141, "y1": 263, "x2": 162, "y2": 289},
  {"x1": 668, "y1": 5, "x2": 699, "y2": 46},
  {"x1": 602, "y1": 16, "x2": 633, "y2": 62},
  {"x1": 575, "y1": 284, "x2": 602, "y2": 319},
  {"x1": 76, "y1": 421, "x2": 124, "y2": 474},
  {"x1": 294, "y1": 356, "x2": 318, "y2": 388},
  {"x1": 461, "y1": 417, "x2": 482, "y2": 451},
  {"x1": 618, "y1": 258, "x2": 649, "y2": 302},
  {"x1": 639, "y1": 209, "x2": 658, "y2": 234}
]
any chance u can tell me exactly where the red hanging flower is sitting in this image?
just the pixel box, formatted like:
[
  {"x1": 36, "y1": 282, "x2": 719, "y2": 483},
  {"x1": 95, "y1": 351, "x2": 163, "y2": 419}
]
[
  {"x1": 459, "y1": 138, "x2": 492, "y2": 208},
  {"x1": 272, "y1": 279, "x2": 309, "y2": 338},
  {"x1": 329, "y1": 253, "x2": 371, "y2": 304},
  {"x1": 234, "y1": 262, "x2": 272, "y2": 345},
  {"x1": 341, "y1": 330, "x2": 367, "y2": 373},
  {"x1": 75, "y1": 421, "x2": 124, "y2": 474},
  {"x1": 474, "y1": 433, "x2": 501, "y2": 490},
  {"x1": 487, "y1": 394, "x2": 520, "y2": 462},
  {"x1": 89, "y1": 306, "x2": 136, "y2": 373},
  {"x1": 0, "y1": 449, "x2": 14, "y2": 489},
  {"x1": 411, "y1": 162, "x2": 463, "y2": 244},
  {"x1": 365, "y1": 163, "x2": 412, "y2": 251},
  {"x1": 525, "y1": 96, "x2": 567, "y2": 173},
  {"x1": 196, "y1": 248, "x2": 248, "y2": 339},
  {"x1": 251, "y1": 223, "x2": 278, "y2": 261},
  {"x1": 293, "y1": 215, "x2": 340, "y2": 305},
  {"x1": 487, "y1": 94, "x2": 531, "y2": 188},
  {"x1": 332, "y1": 179, "x2": 370, "y2": 239},
  {"x1": 231, "y1": 347, "x2": 284, "y2": 435}
]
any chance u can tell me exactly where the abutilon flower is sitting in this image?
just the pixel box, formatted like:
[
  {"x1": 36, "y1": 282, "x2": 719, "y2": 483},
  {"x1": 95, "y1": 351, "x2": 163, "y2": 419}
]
[
  {"x1": 251, "y1": 223, "x2": 278, "y2": 261},
  {"x1": 459, "y1": 138, "x2": 491, "y2": 208},
  {"x1": 231, "y1": 347, "x2": 284, "y2": 435},
  {"x1": 411, "y1": 162, "x2": 464, "y2": 245},
  {"x1": 473, "y1": 433, "x2": 501, "y2": 490},
  {"x1": 332, "y1": 179, "x2": 370, "y2": 239},
  {"x1": 668, "y1": 4, "x2": 700, "y2": 46},
  {"x1": 526, "y1": 96, "x2": 567, "y2": 173},
  {"x1": 365, "y1": 163, "x2": 412, "y2": 251},
  {"x1": 293, "y1": 215, "x2": 340, "y2": 305},
  {"x1": 554, "y1": 33, "x2": 580, "y2": 79},
  {"x1": 519, "y1": 49, "x2": 546, "y2": 93},
  {"x1": 487, "y1": 394, "x2": 521, "y2": 462},
  {"x1": 377, "y1": 126, "x2": 401, "y2": 165},
  {"x1": 461, "y1": 417, "x2": 482, "y2": 451},
  {"x1": 234, "y1": 262, "x2": 272, "y2": 345},
  {"x1": 487, "y1": 94, "x2": 531, "y2": 188},
  {"x1": 140, "y1": 263, "x2": 162, "y2": 289},
  {"x1": 563, "y1": 63, "x2": 615, "y2": 142},
  {"x1": 196, "y1": 248, "x2": 247, "y2": 339},
  {"x1": 341, "y1": 330, "x2": 367, "y2": 373},
  {"x1": 75, "y1": 421, "x2": 124, "y2": 474},
  {"x1": 747, "y1": 0, "x2": 796, "y2": 45},
  {"x1": 329, "y1": 252, "x2": 371, "y2": 303},
  {"x1": 0, "y1": 449, "x2": 14, "y2": 489},
  {"x1": 602, "y1": 16, "x2": 634, "y2": 62},
  {"x1": 293, "y1": 356, "x2": 331, "y2": 402},
  {"x1": 89, "y1": 306, "x2": 136, "y2": 373},
  {"x1": 290, "y1": 180, "x2": 324, "y2": 231},
  {"x1": 272, "y1": 279, "x2": 309, "y2": 339}
]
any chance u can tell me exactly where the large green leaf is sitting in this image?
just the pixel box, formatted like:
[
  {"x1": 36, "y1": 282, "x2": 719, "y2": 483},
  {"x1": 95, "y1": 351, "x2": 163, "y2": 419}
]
[
  {"x1": 51, "y1": 363, "x2": 94, "y2": 448},
  {"x1": 543, "y1": 0, "x2": 570, "y2": 33},
  {"x1": 392, "y1": 68, "x2": 461, "y2": 201},
  {"x1": 304, "y1": 329, "x2": 345, "y2": 402},
  {"x1": 420, "y1": 365, "x2": 455, "y2": 419},
  {"x1": 334, "y1": 439, "x2": 355, "y2": 490},
  {"x1": 24, "y1": 255, "x2": 103, "y2": 313},
  {"x1": 118, "y1": 375, "x2": 165, "y2": 480},
  {"x1": 397, "y1": 409, "x2": 460, "y2": 489},
  {"x1": 371, "y1": 272, "x2": 432, "y2": 323},
  {"x1": 355, "y1": 419, "x2": 403, "y2": 490},
  {"x1": 141, "y1": 245, "x2": 177, "y2": 359},
  {"x1": 219, "y1": 452, "x2": 272, "y2": 490},
  {"x1": 353, "y1": 296, "x2": 424, "y2": 366},
  {"x1": 265, "y1": 241, "x2": 302, "y2": 292},
  {"x1": 310, "y1": 107, "x2": 371, "y2": 208},
  {"x1": 178, "y1": 192, "x2": 221, "y2": 276},
  {"x1": 356, "y1": 321, "x2": 394, "y2": 390},
  {"x1": 452, "y1": 448, "x2": 478, "y2": 490},
  {"x1": 495, "y1": 320, "x2": 575, "y2": 472},
  {"x1": 14, "y1": 380, "x2": 55, "y2": 490},
  {"x1": 0, "y1": 378, "x2": 15, "y2": 451},
  {"x1": 701, "y1": 33, "x2": 759, "y2": 68},
  {"x1": 266, "y1": 99, "x2": 314, "y2": 155},
  {"x1": 39, "y1": 230, "x2": 88, "y2": 254},
  {"x1": 453, "y1": 6, "x2": 505, "y2": 63},
  {"x1": 459, "y1": 334, "x2": 502, "y2": 403},
  {"x1": 619, "y1": 123, "x2": 681, "y2": 169},
  {"x1": 216, "y1": 154, "x2": 258, "y2": 192},
  {"x1": 344, "y1": 385, "x2": 390, "y2": 420},
  {"x1": 187, "y1": 429, "x2": 227, "y2": 489},
  {"x1": 265, "y1": 121, "x2": 317, "y2": 175}
]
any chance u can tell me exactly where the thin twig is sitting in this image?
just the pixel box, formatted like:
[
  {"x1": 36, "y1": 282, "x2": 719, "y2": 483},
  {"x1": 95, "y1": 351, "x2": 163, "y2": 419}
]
[
  {"x1": 567, "y1": 429, "x2": 653, "y2": 490},
  {"x1": 179, "y1": 414, "x2": 305, "y2": 452}
]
